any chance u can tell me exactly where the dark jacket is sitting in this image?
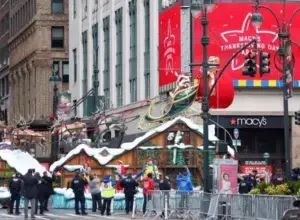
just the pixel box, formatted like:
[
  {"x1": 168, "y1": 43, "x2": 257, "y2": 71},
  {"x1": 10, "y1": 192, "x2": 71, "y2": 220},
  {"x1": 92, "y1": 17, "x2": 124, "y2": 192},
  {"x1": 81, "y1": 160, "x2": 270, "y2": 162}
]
[
  {"x1": 120, "y1": 175, "x2": 138, "y2": 196},
  {"x1": 246, "y1": 174, "x2": 257, "y2": 188},
  {"x1": 238, "y1": 180, "x2": 252, "y2": 194},
  {"x1": 36, "y1": 177, "x2": 48, "y2": 198},
  {"x1": 8, "y1": 177, "x2": 23, "y2": 195},
  {"x1": 70, "y1": 175, "x2": 88, "y2": 197},
  {"x1": 159, "y1": 179, "x2": 171, "y2": 191},
  {"x1": 22, "y1": 172, "x2": 38, "y2": 199},
  {"x1": 42, "y1": 174, "x2": 56, "y2": 196}
]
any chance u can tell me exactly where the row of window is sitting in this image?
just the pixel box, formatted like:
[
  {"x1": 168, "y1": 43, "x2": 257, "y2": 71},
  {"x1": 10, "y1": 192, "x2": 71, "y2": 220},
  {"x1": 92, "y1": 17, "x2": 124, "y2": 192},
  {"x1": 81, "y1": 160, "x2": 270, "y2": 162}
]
[
  {"x1": 73, "y1": 1, "x2": 151, "y2": 111},
  {"x1": 73, "y1": 0, "x2": 99, "y2": 19},
  {"x1": 10, "y1": 0, "x2": 36, "y2": 36}
]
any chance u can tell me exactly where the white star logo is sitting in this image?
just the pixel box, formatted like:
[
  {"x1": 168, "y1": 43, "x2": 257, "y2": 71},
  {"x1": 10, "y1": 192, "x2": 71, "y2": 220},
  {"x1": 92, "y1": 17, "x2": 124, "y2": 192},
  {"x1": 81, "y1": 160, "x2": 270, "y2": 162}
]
[
  {"x1": 220, "y1": 13, "x2": 278, "y2": 71},
  {"x1": 164, "y1": 19, "x2": 178, "y2": 77}
]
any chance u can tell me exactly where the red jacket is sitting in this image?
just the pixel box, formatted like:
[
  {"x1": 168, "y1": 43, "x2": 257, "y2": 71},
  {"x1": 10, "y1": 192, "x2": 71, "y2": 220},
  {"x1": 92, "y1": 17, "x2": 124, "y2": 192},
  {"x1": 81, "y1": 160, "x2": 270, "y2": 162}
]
[{"x1": 143, "y1": 177, "x2": 155, "y2": 195}]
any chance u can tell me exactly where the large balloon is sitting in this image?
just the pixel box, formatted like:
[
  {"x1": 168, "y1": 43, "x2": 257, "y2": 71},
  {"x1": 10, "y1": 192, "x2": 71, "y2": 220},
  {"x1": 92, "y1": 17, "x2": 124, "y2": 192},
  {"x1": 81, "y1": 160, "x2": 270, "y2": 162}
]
[{"x1": 197, "y1": 70, "x2": 234, "y2": 109}]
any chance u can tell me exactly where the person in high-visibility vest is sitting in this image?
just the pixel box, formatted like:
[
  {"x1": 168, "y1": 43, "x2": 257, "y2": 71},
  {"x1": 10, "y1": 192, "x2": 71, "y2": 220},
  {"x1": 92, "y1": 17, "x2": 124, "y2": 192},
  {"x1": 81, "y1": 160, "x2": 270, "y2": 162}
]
[{"x1": 100, "y1": 175, "x2": 115, "y2": 216}]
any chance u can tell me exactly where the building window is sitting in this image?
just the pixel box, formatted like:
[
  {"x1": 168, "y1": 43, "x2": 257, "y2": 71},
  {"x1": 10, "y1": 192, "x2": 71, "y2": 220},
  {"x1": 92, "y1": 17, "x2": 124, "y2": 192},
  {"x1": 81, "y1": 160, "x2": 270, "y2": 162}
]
[
  {"x1": 52, "y1": 0, "x2": 64, "y2": 13},
  {"x1": 52, "y1": 61, "x2": 59, "y2": 75},
  {"x1": 62, "y1": 61, "x2": 69, "y2": 83},
  {"x1": 115, "y1": 8, "x2": 123, "y2": 107},
  {"x1": 92, "y1": 23, "x2": 98, "y2": 70},
  {"x1": 51, "y1": 27, "x2": 64, "y2": 48},
  {"x1": 73, "y1": 49, "x2": 77, "y2": 82},
  {"x1": 103, "y1": 16, "x2": 110, "y2": 109},
  {"x1": 73, "y1": 0, "x2": 76, "y2": 18},
  {"x1": 129, "y1": 0, "x2": 137, "y2": 103},
  {"x1": 144, "y1": 0, "x2": 150, "y2": 98}
]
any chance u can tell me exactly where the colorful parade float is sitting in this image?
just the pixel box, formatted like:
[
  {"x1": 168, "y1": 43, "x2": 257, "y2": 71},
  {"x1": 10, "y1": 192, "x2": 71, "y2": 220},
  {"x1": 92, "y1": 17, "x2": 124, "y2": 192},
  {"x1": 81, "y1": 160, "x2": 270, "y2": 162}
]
[{"x1": 46, "y1": 54, "x2": 236, "y2": 209}]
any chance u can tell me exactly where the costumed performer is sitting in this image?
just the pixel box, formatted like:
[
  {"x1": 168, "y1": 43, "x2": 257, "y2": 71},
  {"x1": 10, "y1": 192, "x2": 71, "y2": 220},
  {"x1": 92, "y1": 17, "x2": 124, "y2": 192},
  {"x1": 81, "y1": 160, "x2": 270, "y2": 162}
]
[{"x1": 143, "y1": 158, "x2": 159, "y2": 181}]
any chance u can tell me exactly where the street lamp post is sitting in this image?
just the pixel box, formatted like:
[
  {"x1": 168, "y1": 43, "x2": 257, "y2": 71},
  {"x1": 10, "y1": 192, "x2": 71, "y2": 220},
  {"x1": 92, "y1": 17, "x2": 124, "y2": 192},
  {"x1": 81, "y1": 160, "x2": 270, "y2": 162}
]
[
  {"x1": 49, "y1": 74, "x2": 61, "y2": 162},
  {"x1": 93, "y1": 48, "x2": 100, "y2": 112},
  {"x1": 252, "y1": 0, "x2": 300, "y2": 176}
]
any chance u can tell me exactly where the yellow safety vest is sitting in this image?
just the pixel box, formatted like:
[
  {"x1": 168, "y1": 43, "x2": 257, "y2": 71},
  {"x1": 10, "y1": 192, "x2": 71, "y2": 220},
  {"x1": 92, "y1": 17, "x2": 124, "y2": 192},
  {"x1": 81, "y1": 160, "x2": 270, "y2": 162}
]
[{"x1": 101, "y1": 182, "x2": 115, "y2": 198}]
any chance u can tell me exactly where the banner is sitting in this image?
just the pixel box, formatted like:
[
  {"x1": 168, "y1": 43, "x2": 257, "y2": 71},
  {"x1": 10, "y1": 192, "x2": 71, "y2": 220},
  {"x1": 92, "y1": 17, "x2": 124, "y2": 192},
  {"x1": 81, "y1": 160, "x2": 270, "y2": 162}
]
[
  {"x1": 240, "y1": 165, "x2": 272, "y2": 175},
  {"x1": 159, "y1": 3, "x2": 181, "y2": 87},
  {"x1": 193, "y1": 3, "x2": 300, "y2": 83}
]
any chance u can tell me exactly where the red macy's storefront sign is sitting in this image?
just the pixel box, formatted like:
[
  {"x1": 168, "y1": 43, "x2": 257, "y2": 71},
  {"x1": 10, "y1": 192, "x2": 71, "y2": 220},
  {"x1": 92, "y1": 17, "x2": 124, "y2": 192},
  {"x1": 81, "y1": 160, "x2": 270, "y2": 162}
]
[{"x1": 193, "y1": 2, "x2": 300, "y2": 81}]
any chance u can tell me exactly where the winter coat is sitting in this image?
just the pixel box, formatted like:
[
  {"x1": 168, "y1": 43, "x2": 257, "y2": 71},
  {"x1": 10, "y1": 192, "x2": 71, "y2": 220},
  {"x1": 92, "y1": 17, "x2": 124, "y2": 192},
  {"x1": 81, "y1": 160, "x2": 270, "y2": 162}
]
[
  {"x1": 120, "y1": 175, "x2": 138, "y2": 196},
  {"x1": 142, "y1": 177, "x2": 155, "y2": 195},
  {"x1": 89, "y1": 177, "x2": 101, "y2": 195},
  {"x1": 176, "y1": 171, "x2": 193, "y2": 192},
  {"x1": 36, "y1": 178, "x2": 48, "y2": 198},
  {"x1": 70, "y1": 176, "x2": 88, "y2": 197},
  {"x1": 8, "y1": 177, "x2": 23, "y2": 195},
  {"x1": 246, "y1": 174, "x2": 257, "y2": 188},
  {"x1": 22, "y1": 173, "x2": 38, "y2": 199},
  {"x1": 42, "y1": 174, "x2": 56, "y2": 196},
  {"x1": 238, "y1": 180, "x2": 252, "y2": 194},
  {"x1": 159, "y1": 179, "x2": 171, "y2": 191}
]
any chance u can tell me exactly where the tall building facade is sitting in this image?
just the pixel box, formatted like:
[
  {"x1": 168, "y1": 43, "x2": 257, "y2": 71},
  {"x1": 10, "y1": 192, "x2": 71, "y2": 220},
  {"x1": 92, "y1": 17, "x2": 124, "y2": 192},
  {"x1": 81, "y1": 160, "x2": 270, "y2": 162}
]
[
  {"x1": 69, "y1": 0, "x2": 159, "y2": 117},
  {"x1": 8, "y1": 0, "x2": 69, "y2": 123},
  {"x1": 0, "y1": 0, "x2": 9, "y2": 124}
]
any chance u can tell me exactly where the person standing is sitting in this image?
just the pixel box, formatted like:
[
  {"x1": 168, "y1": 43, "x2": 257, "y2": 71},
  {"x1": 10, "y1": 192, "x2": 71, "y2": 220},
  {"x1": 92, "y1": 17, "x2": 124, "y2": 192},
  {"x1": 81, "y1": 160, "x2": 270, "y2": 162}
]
[
  {"x1": 100, "y1": 175, "x2": 115, "y2": 216},
  {"x1": 23, "y1": 169, "x2": 38, "y2": 219},
  {"x1": 42, "y1": 171, "x2": 56, "y2": 212},
  {"x1": 120, "y1": 173, "x2": 138, "y2": 214},
  {"x1": 159, "y1": 175, "x2": 171, "y2": 215},
  {"x1": 8, "y1": 173, "x2": 23, "y2": 215},
  {"x1": 34, "y1": 173, "x2": 47, "y2": 215},
  {"x1": 70, "y1": 172, "x2": 88, "y2": 215},
  {"x1": 142, "y1": 173, "x2": 155, "y2": 215},
  {"x1": 89, "y1": 174, "x2": 102, "y2": 212}
]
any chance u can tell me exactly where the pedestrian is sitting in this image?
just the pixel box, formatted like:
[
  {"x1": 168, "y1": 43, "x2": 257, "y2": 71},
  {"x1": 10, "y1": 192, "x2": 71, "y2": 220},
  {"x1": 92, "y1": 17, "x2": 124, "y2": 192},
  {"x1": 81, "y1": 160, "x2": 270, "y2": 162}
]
[
  {"x1": 34, "y1": 173, "x2": 47, "y2": 215},
  {"x1": 42, "y1": 171, "x2": 56, "y2": 212},
  {"x1": 248, "y1": 170, "x2": 258, "y2": 189},
  {"x1": 70, "y1": 171, "x2": 88, "y2": 215},
  {"x1": 142, "y1": 173, "x2": 155, "y2": 215},
  {"x1": 100, "y1": 175, "x2": 115, "y2": 216},
  {"x1": 120, "y1": 173, "x2": 138, "y2": 214},
  {"x1": 159, "y1": 175, "x2": 171, "y2": 214},
  {"x1": 23, "y1": 169, "x2": 38, "y2": 219},
  {"x1": 89, "y1": 174, "x2": 102, "y2": 212},
  {"x1": 176, "y1": 167, "x2": 193, "y2": 210},
  {"x1": 8, "y1": 173, "x2": 23, "y2": 215},
  {"x1": 238, "y1": 175, "x2": 252, "y2": 194}
]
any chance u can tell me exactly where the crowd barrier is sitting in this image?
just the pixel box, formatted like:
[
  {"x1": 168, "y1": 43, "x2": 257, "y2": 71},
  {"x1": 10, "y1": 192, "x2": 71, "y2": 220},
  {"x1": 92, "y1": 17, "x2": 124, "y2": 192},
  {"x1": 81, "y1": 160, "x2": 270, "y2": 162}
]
[{"x1": 141, "y1": 190, "x2": 298, "y2": 220}]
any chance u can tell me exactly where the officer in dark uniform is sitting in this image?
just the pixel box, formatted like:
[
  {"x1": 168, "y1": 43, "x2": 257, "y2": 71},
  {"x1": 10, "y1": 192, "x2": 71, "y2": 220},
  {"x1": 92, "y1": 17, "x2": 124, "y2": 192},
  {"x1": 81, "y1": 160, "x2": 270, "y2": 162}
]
[
  {"x1": 120, "y1": 173, "x2": 138, "y2": 214},
  {"x1": 8, "y1": 173, "x2": 23, "y2": 215},
  {"x1": 238, "y1": 176, "x2": 252, "y2": 194},
  {"x1": 70, "y1": 172, "x2": 88, "y2": 215}
]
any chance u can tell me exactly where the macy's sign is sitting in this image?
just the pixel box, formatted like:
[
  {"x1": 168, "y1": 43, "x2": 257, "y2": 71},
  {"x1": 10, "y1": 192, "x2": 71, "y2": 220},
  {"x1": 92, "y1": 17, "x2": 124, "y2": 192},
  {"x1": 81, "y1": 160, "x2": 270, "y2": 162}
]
[{"x1": 230, "y1": 117, "x2": 267, "y2": 127}]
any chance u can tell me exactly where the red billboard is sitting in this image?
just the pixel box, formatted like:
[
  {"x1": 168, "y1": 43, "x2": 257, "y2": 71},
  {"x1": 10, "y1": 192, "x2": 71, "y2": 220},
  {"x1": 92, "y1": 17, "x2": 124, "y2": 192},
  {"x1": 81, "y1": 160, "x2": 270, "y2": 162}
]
[
  {"x1": 193, "y1": 3, "x2": 300, "y2": 81},
  {"x1": 159, "y1": 3, "x2": 181, "y2": 87}
]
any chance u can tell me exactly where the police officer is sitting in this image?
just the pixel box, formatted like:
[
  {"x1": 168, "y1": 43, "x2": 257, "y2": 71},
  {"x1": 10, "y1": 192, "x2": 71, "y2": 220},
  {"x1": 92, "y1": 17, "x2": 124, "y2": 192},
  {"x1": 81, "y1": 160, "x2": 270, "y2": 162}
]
[
  {"x1": 70, "y1": 172, "x2": 88, "y2": 215},
  {"x1": 120, "y1": 173, "x2": 138, "y2": 214},
  {"x1": 100, "y1": 175, "x2": 115, "y2": 216},
  {"x1": 8, "y1": 173, "x2": 23, "y2": 215}
]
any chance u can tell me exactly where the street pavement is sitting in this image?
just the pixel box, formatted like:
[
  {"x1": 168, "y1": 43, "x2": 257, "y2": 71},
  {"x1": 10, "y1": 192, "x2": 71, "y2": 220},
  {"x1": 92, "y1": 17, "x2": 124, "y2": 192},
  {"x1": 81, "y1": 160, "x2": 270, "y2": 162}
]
[{"x1": 0, "y1": 208, "x2": 145, "y2": 220}]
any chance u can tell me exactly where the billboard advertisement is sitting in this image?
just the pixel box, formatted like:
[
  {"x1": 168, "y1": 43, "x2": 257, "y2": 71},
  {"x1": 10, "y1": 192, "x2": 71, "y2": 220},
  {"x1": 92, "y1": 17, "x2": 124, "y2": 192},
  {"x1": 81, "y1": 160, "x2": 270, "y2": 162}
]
[
  {"x1": 159, "y1": 3, "x2": 181, "y2": 87},
  {"x1": 193, "y1": 3, "x2": 300, "y2": 85}
]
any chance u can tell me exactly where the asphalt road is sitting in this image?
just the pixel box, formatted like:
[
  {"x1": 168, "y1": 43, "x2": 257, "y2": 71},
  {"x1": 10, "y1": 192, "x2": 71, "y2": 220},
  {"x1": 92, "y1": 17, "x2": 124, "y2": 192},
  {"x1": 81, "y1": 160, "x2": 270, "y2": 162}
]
[{"x1": 0, "y1": 208, "x2": 144, "y2": 220}]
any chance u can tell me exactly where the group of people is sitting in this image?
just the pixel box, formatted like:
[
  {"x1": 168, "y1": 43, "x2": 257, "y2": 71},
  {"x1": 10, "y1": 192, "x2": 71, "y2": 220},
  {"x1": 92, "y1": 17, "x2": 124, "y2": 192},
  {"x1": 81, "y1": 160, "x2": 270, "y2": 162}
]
[
  {"x1": 69, "y1": 167, "x2": 175, "y2": 217},
  {"x1": 8, "y1": 169, "x2": 56, "y2": 218}
]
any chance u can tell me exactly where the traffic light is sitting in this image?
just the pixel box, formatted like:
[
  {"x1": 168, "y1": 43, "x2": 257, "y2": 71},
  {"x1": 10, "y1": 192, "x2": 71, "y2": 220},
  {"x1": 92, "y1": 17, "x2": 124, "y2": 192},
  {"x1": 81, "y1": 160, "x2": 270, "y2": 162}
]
[
  {"x1": 295, "y1": 111, "x2": 300, "y2": 126},
  {"x1": 242, "y1": 51, "x2": 257, "y2": 77},
  {"x1": 259, "y1": 51, "x2": 271, "y2": 76}
]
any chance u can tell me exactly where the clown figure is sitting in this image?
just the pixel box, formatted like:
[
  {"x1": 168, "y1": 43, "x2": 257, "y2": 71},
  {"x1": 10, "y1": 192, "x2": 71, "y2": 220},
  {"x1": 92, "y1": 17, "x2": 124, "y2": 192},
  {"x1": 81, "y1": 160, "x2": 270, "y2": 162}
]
[{"x1": 143, "y1": 158, "x2": 159, "y2": 180}]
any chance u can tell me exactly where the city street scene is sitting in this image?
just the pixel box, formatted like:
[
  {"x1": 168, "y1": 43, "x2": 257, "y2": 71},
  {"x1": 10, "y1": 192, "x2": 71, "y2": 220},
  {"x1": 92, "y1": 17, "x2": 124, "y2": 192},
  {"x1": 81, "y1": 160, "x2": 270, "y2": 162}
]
[{"x1": 0, "y1": 0, "x2": 300, "y2": 219}]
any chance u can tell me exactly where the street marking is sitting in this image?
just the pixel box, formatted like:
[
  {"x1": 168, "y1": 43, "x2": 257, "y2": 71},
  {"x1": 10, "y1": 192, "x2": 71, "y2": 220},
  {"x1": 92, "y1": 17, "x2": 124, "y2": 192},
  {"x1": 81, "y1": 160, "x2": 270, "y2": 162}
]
[
  {"x1": 0, "y1": 214, "x2": 15, "y2": 218},
  {"x1": 35, "y1": 216, "x2": 51, "y2": 220},
  {"x1": 67, "y1": 214, "x2": 93, "y2": 218},
  {"x1": 44, "y1": 213, "x2": 69, "y2": 218}
]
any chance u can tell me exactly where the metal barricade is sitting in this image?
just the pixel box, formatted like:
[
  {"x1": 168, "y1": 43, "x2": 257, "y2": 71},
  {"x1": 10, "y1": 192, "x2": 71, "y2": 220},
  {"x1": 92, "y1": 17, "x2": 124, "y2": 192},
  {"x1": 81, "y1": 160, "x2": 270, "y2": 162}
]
[{"x1": 140, "y1": 191, "x2": 298, "y2": 220}]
